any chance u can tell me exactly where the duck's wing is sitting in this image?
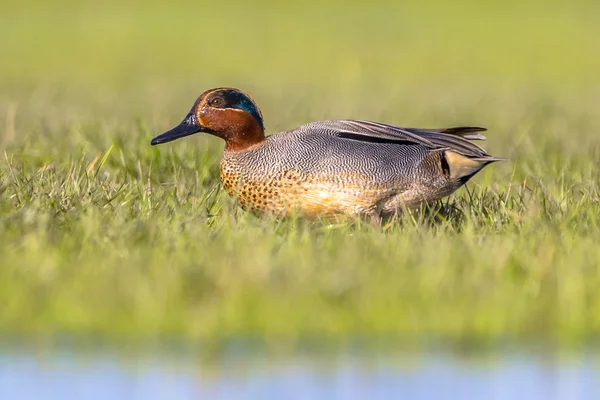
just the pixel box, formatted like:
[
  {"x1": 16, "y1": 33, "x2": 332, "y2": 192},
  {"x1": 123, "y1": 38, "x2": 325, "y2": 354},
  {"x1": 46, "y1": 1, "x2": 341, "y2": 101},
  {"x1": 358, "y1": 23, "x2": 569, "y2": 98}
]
[
  {"x1": 403, "y1": 126, "x2": 487, "y2": 141},
  {"x1": 299, "y1": 120, "x2": 493, "y2": 159}
]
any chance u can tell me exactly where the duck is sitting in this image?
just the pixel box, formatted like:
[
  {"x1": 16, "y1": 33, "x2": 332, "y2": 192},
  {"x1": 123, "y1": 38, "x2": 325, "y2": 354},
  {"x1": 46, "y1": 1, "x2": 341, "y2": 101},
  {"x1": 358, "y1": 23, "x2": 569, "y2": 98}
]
[{"x1": 151, "y1": 87, "x2": 502, "y2": 220}]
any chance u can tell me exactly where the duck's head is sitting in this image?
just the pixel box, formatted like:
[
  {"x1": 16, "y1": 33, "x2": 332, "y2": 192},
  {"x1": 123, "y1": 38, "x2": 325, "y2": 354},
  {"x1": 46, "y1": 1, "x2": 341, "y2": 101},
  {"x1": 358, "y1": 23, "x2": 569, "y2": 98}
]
[{"x1": 151, "y1": 87, "x2": 265, "y2": 151}]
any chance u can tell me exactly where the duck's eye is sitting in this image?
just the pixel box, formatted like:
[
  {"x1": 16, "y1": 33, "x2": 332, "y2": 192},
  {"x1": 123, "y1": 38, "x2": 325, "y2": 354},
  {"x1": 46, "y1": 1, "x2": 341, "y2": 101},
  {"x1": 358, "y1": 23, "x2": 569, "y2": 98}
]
[{"x1": 210, "y1": 97, "x2": 224, "y2": 107}]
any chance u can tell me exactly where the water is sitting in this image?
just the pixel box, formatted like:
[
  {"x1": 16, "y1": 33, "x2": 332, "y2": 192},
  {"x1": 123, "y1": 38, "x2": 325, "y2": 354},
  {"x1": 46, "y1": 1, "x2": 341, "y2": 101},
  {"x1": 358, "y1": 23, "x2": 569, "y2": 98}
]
[{"x1": 0, "y1": 348, "x2": 598, "y2": 400}]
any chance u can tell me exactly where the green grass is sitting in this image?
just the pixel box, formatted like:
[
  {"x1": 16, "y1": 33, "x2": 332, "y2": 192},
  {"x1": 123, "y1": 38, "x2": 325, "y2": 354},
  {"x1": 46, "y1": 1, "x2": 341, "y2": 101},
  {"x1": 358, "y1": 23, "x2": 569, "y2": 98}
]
[{"x1": 1, "y1": 0, "x2": 600, "y2": 351}]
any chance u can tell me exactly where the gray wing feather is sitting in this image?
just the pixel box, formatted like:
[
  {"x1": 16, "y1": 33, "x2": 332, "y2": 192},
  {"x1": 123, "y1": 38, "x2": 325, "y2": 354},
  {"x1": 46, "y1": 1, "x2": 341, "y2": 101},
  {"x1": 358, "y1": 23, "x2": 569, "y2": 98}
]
[
  {"x1": 298, "y1": 120, "x2": 491, "y2": 158},
  {"x1": 403, "y1": 126, "x2": 487, "y2": 141}
]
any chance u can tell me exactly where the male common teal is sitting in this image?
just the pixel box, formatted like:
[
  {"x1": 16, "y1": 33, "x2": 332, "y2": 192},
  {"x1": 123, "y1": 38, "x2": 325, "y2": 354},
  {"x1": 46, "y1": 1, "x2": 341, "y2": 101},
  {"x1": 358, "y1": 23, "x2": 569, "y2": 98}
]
[{"x1": 151, "y1": 88, "x2": 501, "y2": 219}]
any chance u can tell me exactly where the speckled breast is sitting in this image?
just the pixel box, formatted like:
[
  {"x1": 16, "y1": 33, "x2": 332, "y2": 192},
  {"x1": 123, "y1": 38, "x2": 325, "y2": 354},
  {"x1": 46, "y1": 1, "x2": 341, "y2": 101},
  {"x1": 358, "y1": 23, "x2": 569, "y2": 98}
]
[{"x1": 219, "y1": 156, "x2": 393, "y2": 217}]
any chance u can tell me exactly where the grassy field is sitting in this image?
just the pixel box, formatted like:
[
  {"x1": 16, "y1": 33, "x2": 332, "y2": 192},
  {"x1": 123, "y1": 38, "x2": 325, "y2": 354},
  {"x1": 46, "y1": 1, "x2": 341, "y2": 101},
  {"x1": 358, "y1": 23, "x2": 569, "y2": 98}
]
[{"x1": 1, "y1": 0, "x2": 599, "y2": 351}]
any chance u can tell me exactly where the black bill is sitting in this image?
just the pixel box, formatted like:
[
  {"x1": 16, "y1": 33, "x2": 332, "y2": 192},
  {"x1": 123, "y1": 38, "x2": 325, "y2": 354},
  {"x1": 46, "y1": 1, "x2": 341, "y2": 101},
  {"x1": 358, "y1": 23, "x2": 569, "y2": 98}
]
[{"x1": 150, "y1": 113, "x2": 203, "y2": 145}]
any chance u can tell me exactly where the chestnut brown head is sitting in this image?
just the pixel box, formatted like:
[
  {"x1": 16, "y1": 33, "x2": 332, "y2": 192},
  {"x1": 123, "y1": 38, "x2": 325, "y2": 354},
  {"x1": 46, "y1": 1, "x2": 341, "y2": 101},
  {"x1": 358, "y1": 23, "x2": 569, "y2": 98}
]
[{"x1": 151, "y1": 88, "x2": 265, "y2": 151}]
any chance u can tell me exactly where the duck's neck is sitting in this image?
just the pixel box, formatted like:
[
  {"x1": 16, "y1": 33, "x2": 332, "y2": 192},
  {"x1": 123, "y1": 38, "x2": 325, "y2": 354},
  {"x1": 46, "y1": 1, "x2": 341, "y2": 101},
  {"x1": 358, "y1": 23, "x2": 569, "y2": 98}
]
[{"x1": 223, "y1": 124, "x2": 266, "y2": 152}]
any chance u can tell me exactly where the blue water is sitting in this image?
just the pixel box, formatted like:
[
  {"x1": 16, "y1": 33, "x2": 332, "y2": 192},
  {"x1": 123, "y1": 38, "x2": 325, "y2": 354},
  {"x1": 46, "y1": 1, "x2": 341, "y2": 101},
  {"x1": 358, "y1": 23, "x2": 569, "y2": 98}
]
[{"x1": 0, "y1": 349, "x2": 598, "y2": 400}]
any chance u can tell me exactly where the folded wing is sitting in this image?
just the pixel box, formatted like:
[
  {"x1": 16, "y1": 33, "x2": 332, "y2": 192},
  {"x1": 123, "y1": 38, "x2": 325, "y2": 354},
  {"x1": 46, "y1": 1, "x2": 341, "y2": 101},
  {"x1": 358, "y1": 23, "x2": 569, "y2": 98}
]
[{"x1": 299, "y1": 120, "x2": 496, "y2": 160}]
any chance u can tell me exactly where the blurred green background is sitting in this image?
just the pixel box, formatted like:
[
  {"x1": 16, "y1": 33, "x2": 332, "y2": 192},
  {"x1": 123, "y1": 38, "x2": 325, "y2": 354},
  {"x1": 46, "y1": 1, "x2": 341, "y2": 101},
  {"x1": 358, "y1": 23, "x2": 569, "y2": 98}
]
[{"x1": 1, "y1": 0, "x2": 599, "y2": 352}]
